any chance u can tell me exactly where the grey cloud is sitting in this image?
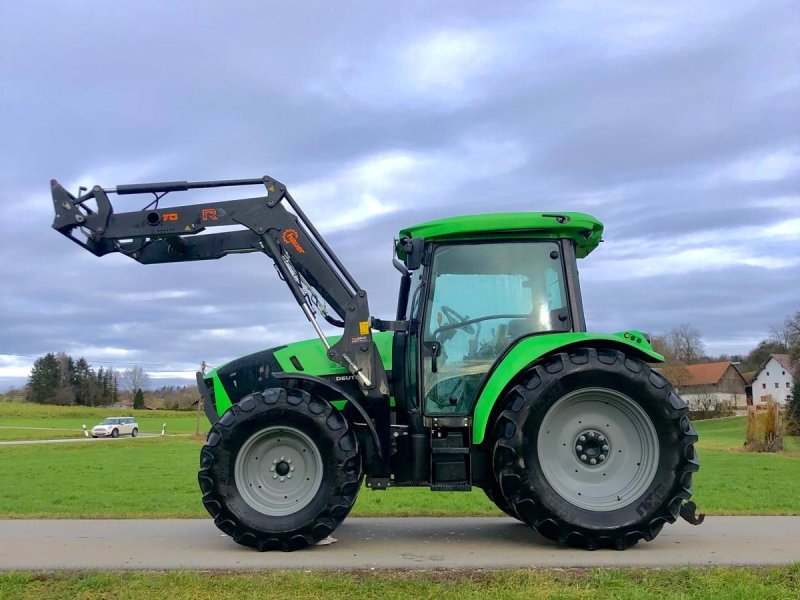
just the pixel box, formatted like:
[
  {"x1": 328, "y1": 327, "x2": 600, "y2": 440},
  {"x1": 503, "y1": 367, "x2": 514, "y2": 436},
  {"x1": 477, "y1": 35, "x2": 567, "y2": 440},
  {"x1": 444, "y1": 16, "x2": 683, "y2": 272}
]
[{"x1": 1, "y1": 0, "x2": 798, "y2": 388}]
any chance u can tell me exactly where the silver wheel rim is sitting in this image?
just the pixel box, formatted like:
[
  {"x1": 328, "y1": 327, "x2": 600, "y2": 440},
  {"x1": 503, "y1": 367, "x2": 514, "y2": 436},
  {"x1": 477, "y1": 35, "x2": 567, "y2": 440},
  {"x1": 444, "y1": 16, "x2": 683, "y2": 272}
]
[
  {"x1": 234, "y1": 426, "x2": 323, "y2": 516},
  {"x1": 537, "y1": 387, "x2": 659, "y2": 512}
]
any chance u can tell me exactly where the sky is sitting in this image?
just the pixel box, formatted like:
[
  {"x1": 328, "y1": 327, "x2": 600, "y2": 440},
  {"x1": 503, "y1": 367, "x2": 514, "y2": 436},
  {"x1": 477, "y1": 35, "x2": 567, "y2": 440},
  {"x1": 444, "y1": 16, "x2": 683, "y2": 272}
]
[{"x1": 0, "y1": 0, "x2": 798, "y2": 390}]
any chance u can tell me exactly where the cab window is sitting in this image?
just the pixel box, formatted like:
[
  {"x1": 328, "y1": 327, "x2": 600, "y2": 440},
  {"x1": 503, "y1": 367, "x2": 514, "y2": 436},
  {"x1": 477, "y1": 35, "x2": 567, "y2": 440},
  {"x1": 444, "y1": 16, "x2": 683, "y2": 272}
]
[{"x1": 421, "y1": 241, "x2": 567, "y2": 414}]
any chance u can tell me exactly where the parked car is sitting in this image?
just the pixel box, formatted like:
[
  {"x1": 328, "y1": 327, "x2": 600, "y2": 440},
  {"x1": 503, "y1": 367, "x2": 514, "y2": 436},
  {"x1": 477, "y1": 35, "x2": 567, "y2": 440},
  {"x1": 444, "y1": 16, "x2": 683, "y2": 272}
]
[{"x1": 91, "y1": 417, "x2": 138, "y2": 438}]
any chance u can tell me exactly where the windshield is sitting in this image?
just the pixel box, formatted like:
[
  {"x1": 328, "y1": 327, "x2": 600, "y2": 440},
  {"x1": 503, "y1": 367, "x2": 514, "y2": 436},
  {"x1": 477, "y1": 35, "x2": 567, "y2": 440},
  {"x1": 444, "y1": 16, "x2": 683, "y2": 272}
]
[
  {"x1": 101, "y1": 418, "x2": 119, "y2": 425},
  {"x1": 422, "y1": 241, "x2": 568, "y2": 414}
]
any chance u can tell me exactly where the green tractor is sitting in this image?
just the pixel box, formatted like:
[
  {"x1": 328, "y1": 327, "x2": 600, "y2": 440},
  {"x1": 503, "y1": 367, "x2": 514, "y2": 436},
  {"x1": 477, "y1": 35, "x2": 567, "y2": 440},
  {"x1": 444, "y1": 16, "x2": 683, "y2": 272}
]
[{"x1": 51, "y1": 175, "x2": 701, "y2": 552}]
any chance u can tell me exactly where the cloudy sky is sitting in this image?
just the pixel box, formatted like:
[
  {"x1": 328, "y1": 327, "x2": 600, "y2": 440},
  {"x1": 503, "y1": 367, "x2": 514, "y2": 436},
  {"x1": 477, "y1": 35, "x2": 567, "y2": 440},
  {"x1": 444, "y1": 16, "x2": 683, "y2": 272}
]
[{"x1": 1, "y1": 0, "x2": 798, "y2": 390}]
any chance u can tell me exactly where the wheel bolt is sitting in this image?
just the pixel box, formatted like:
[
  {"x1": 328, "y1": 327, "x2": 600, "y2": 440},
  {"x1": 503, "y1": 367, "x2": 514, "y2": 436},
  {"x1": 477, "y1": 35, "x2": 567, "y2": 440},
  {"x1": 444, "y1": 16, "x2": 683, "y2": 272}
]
[
  {"x1": 590, "y1": 458, "x2": 597, "y2": 465},
  {"x1": 579, "y1": 435, "x2": 586, "y2": 442},
  {"x1": 273, "y1": 459, "x2": 278, "y2": 464},
  {"x1": 270, "y1": 466, "x2": 275, "y2": 472},
  {"x1": 287, "y1": 474, "x2": 292, "y2": 479},
  {"x1": 279, "y1": 476, "x2": 285, "y2": 482},
  {"x1": 287, "y1": 458, "x2": 292, "y2": 464},
  {"x1": 602, "y1": 444, "x2": 609, "y2": 451},
  {"x1": 588, "y1": 432, "x2": 595, "y2": 438},
  {"x1": 272, "y1": 475, "x2": 277, "y2": 479},
  {"x1": 599, "y1": 454, "x2": 606, "y2": 461},
  {"x1": 290, "y1": 466, "x2": 295, "y2": 471},
  {"x1": 576, "y1": 445, "x2": 583, "y2": 451},
  {"x1": 280, "y1": 456, "x2": 285, "y2": 461},
  {"x1": 598, "y1": 435, "x2": 605, "y2": 441},
  {"x1": 581, "y1": 454, "x2": 587, "y2": 461}
]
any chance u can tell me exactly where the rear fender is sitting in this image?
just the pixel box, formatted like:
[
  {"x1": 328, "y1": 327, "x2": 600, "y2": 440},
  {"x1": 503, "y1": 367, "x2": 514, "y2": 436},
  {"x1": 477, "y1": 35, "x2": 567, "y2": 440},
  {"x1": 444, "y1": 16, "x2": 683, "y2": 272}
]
[{"x1": 471, "y1": 331, "x2": 662, "y2": 445}]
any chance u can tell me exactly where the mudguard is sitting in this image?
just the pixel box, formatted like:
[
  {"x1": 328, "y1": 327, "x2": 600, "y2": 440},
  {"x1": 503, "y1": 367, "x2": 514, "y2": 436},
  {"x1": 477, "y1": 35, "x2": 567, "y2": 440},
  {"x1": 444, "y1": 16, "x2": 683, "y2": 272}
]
[{"x1": 471, "y1": 330, "x2": 663, "y2": 444}]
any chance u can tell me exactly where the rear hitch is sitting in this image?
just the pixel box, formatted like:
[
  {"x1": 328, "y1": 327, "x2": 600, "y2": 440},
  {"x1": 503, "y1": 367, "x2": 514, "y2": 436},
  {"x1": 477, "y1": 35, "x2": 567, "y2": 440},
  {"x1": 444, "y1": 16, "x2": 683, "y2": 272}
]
[{"x1": 679, "y1": 501, "x2": 705, "y2": 525}]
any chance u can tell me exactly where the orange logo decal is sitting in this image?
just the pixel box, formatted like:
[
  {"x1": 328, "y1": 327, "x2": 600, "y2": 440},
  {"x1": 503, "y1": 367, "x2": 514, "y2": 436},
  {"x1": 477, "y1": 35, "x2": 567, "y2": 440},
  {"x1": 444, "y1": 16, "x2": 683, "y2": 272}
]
[
  {"x1": 201, "y1": 208, "x2": 218, "y2": 222},
  {"x1": 163, "y1": 212, "x2": 178, "y2": 222},
  {"x1": 281, "y1": 228, "x2": 305, "y2": 254}
]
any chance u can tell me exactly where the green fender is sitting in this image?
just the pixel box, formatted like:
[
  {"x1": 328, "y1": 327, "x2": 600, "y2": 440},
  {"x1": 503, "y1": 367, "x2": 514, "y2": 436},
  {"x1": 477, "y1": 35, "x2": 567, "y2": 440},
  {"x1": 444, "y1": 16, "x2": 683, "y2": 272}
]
[{"x1": 471, "y1": 330, "x2": 663, "y2": 445}]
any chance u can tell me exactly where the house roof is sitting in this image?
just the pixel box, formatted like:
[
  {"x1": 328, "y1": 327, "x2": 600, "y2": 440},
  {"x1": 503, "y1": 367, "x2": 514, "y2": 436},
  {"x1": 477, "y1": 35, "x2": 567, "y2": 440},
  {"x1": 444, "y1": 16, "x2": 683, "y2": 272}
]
[
  {"x1": 683, "y1": 362, "x2": 739, "y2": 386},
  {"x1": 760, "y1": 354, "x2": 798, "y2": 377}
]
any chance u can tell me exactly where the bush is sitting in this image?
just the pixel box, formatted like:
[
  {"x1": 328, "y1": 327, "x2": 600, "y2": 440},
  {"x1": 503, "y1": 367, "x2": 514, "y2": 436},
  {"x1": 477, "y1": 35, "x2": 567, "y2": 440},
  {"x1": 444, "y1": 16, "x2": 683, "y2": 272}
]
[{"x1": 745, "y1": 400, "x2": 784, "y2": 452}]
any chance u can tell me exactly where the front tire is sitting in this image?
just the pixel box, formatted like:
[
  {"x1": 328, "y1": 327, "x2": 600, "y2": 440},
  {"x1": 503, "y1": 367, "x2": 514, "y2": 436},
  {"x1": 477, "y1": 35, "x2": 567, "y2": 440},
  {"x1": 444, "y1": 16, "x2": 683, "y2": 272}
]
[
  {"x1": 131, "y1": 428, "x2": 138, "y2": 438},
  {"x1": 198, "y1": 387, "x2": 362, "y2": 551},
  {"x1": 111, "y1": 429, "x2": 119, "y2": 438},
  {"x1": 492, "y1": 347, "x2": 699, "y2": 550}
]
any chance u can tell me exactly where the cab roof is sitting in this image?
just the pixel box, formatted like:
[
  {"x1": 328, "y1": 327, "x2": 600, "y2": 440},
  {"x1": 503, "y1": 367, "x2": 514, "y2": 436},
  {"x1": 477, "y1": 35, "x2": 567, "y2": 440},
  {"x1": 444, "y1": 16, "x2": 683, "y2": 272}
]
[{"x1": 397, "y1": 212, "x2": 604, "y2": 259}]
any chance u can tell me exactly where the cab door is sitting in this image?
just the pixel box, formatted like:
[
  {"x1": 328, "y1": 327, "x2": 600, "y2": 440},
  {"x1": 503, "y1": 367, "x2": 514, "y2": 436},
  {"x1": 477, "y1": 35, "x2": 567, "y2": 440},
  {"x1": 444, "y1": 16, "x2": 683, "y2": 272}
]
[{"x1": 419, "y1": 241, "x2": 569, "y2": 416}]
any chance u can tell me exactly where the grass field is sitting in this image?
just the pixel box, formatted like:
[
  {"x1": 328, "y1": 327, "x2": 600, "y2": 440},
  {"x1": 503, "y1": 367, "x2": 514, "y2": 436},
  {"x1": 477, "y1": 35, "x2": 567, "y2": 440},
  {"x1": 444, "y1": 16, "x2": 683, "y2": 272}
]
[
  {"x1": 1, "y1": 567, "x2": 799, "y2": 600},
  {"x1": 0, "y1": 402, "x2": 202, "y2": 439},
  {"x1": 1, "y1": 403, "x2": 798, "y2": 518}
]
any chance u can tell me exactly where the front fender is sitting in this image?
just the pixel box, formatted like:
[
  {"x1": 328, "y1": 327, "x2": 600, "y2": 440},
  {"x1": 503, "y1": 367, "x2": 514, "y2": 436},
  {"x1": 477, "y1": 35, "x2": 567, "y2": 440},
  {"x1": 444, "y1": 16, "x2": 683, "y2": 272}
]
[{"x1": 472, "y1": 330, "x2": 662, "y2": 445}]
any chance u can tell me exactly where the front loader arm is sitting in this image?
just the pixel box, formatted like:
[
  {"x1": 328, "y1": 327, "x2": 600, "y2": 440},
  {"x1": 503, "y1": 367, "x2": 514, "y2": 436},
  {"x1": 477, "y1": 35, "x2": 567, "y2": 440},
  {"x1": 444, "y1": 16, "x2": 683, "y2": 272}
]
[{"x1": 50, "y1": 175, "x2": 390, "y2": 403}]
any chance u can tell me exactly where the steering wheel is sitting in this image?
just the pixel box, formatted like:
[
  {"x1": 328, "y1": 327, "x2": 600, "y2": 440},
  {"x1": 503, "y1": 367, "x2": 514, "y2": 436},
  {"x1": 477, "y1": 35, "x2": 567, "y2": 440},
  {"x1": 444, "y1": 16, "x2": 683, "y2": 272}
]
[{"x1": 440, "y1": 305, "x2": 476, "y2": 335}]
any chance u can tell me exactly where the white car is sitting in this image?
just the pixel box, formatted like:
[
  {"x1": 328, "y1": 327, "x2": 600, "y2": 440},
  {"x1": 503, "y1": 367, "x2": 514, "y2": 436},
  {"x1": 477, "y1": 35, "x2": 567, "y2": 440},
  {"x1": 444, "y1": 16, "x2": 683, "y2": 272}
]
[{"x1": 92, "y1": 417, "x2": 139, "y2": 438}]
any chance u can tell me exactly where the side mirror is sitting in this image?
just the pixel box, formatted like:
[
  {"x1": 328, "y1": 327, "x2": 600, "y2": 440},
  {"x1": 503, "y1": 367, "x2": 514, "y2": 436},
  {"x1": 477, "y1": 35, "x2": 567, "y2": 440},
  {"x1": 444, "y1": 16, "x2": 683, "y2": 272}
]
[{"x1": 399, "y1": 237, "x2": 425, "y2": 271}]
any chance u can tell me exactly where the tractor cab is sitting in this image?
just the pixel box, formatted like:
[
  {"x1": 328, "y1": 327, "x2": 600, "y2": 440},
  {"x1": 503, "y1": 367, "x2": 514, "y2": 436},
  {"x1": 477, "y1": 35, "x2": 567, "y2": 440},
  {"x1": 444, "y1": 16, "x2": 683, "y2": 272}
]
[{"x1": 394, "y1": 213, "x2": 603, "y2": 417}]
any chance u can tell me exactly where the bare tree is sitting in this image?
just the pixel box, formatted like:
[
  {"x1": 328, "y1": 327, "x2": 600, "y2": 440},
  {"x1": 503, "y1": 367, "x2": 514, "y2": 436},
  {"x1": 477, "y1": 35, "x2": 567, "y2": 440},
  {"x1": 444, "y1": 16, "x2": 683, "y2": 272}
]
[
  {"x1": 785, "y1": 311, "x2": 800, "y2": 367},
  {"x1": 768, "y1": 321, "x2": 792, "y2": 350},
  {"x1": 660, "y1": 363, "x2": 692, "y2": 388},
  {"x1": 650, "y1": 333, "x2": 676, "y2": 362},
  {"x1": 666, "y1": 323, "x2": 705, "y2": 364},
  {"x1": 121, "y1": 366, "x2": 149, "y2": 391}
]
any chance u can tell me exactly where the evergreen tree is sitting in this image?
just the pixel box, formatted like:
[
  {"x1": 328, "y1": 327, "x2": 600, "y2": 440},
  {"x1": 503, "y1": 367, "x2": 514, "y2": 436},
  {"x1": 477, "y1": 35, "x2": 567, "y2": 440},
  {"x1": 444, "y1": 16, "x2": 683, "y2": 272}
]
[
  {"x1": 72, "y1": 357, "x2": 93, "y2": 406},
  {"x1": 26, "y1": 353, "x2": 60, "y2": 403},
  {"x1": 788, "y1": 376, "x2": 800, "y2": 436},
  {"x1": 133, "y1": 388, "x2": 145, "y2": 410},
  {"x1": 110, "y1": 369, "x2": 120, "y2": 405}
]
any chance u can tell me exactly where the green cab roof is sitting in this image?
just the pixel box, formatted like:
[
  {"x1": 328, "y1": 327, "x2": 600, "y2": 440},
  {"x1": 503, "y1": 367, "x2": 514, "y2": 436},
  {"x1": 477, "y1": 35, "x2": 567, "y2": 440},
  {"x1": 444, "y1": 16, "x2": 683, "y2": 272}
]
[{"x1": 398, "y1": 212, "x2": 604, "y2": 259}]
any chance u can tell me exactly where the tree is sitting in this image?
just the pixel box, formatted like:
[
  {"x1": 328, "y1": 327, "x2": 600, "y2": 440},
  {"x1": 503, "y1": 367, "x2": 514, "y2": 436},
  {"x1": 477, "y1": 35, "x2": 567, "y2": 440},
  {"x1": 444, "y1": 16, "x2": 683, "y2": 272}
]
[
  {"x1": 784, "y1": 311, "x2": 800, "y2": 368},
  {"x1": 788, "y1": 375, "x2": 800, "y2": 436},
  {"x1": 71, "y1": 357, "x2": 93, "y2": 406},
  {"x1": 660, "y1": 363, "x2": 692, "y2": 388},
  {"x1": 133, "y1": 388, "x2": 145, "y2": 410},
  {"x1": 26, "y1": 353, "x2": 60, "y2": 403},
  {"x1": 653, "y1": 324, "x2": 705, "y2": 364},
  {"x1": 743, "y1": 339, "x2": 788, "y2": 372},
  {"x1": 121, "y1": 366, "x2": 149, "y2": 392}
]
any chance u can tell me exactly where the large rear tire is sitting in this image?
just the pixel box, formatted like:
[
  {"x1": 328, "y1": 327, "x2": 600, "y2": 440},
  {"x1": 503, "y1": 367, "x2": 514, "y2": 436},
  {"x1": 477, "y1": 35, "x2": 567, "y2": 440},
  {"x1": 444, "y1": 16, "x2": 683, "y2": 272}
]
[
  {"x1": 198, "y1": 387, "x2": 362, "y2": 551},
  {"x1": 492, "y1": 347, "x2": 699, "y2": 550}
]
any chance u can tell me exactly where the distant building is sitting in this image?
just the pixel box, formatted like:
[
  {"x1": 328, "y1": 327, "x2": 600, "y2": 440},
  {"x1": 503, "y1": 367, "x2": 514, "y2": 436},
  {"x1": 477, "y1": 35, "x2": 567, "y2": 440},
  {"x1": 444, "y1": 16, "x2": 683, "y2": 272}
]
[
  {"x1": 677, "y1": 361, "x2": 748, "y2": 410},
  {"x1": 751, "y1": 354, "x2": 797, "y2": 406}
]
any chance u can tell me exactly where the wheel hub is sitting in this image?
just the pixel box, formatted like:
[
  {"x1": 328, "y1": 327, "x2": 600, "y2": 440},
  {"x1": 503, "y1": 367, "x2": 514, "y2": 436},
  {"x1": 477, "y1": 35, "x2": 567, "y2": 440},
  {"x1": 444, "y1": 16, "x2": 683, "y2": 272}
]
[
  {"x1": 574, "y1": 429, "x2": 610, "y2": 466},
  {"x1": 537, "y1": 387, "x2": 660, "y2": 512},
  {"x1": 234, "y1": 426, "x2": 323, "y2": 516}
]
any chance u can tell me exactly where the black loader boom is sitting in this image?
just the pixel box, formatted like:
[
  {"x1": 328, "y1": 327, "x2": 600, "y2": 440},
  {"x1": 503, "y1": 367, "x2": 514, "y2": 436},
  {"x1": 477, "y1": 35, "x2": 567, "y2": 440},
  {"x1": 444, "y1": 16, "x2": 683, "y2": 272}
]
[{"x1": 51, "y1": 176, "x2": 391, "y2": 447}]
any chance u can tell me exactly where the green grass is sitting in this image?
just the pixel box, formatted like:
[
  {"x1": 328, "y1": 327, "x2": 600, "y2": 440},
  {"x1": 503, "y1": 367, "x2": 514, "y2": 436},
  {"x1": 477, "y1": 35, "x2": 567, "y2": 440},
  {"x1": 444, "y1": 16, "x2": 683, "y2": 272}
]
[
  {"x1": 1, "y1": 567, "x2": 799, "y2": 599},
  {"x1": 0, "y1": 402, "x2": 202, "y2": 438},
  {"x1": 1, "y1": 403, "x2": 798, "y2": 518},
  {"x1": 0, "y1": 428, "x2": 84, "y2": 441}
]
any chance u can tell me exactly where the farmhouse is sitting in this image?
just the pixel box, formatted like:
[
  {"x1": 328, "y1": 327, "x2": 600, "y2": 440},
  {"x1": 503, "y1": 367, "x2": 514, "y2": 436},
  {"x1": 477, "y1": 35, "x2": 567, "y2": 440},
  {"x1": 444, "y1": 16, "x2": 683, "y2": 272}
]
[
  {"x1": 676, "y1": 361, "x2": 748, "y2": 411},
  {"x1": 751, "y1": 353, "x2": 797, "y2": 406}
]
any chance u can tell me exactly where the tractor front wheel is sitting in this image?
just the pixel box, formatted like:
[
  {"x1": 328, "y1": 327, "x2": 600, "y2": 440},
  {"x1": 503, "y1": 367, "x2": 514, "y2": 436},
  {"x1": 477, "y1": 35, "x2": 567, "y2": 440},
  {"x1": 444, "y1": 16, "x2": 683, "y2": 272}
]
[
  {"x1": 198, "y1": 387, "x2": 362, "y2": 551},
  {"x1": 492, "y1": 347, "x2": 699, "y2": 550}
]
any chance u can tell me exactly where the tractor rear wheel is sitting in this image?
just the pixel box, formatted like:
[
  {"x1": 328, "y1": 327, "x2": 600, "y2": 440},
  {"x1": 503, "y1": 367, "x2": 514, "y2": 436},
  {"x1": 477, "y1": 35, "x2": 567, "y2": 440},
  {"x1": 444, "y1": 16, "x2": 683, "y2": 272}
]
[
  {"x1": 198, "y1": 387, "x2": 362, "y2": 551},
  {"x1": 483, "y1": 486, "x2": 521, "y2": 521},
  {"x1": 492, "y1": 347, "x2": 699, "y2": 550}
]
